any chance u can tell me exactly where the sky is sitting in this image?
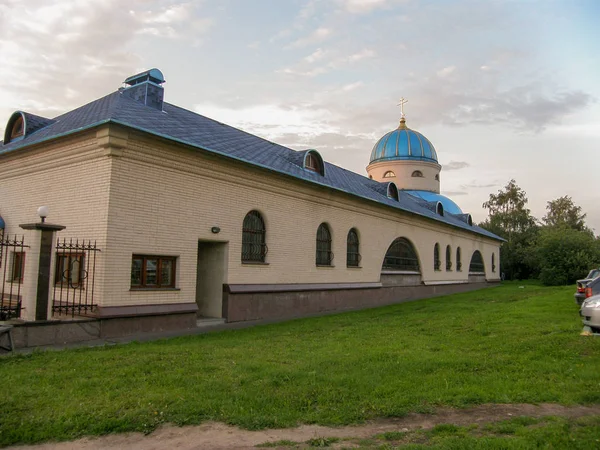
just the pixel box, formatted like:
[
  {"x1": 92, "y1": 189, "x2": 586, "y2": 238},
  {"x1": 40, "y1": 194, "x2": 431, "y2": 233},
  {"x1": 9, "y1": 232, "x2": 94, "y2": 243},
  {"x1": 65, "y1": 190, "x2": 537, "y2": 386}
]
[{"x1": 1, "y1": 0, "x2": 599, "y2": 231}]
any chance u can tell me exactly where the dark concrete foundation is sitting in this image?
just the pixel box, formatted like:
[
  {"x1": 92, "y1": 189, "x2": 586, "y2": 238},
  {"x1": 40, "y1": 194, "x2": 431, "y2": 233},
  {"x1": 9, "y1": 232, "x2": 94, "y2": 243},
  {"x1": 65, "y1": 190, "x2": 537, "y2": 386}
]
[
  {"x1": 8, "y1": 311, "x2": 197, "y2": 349},
  {"x1": 223, "y1": 281, "x2": 498, "y2": 322}
]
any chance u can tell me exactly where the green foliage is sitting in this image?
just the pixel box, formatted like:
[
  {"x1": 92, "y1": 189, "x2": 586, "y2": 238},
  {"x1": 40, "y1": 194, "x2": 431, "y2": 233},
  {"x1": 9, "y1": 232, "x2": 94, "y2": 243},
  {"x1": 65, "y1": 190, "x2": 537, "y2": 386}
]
[
  {"x1": 536, "y1": 227, "x2": 600, "y2": 285},
  {"x1": 543, "y1": 195, "x2": 588, "y2": 232},
  {"x1": 481, "y1": 181, "x2": 599, "y2": 284},
  {"x1": 0, "y1": 283, "x2": 599, "y2": 446},
  {"x1": 480, "y1": 180, "x2": 539, "y2": 280}
]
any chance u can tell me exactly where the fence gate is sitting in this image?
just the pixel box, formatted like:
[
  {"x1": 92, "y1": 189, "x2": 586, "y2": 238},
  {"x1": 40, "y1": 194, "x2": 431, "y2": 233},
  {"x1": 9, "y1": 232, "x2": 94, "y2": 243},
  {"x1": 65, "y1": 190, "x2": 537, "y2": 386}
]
[
  {"x1": 0, "y1": 234, "x2": 28, "y2": 320},
  {"x1": 52, "y1": 238, "x2": 100, "y2": 318}
]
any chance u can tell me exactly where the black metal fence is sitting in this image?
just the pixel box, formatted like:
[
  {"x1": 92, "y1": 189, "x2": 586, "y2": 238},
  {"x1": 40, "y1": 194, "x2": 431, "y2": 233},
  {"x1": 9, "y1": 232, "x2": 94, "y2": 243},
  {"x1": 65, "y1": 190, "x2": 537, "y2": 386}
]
[
  {"x1": 0, "y1": 234, "x2": 28, "y2": 320},
  {"x1": 52, "y1": 238, "x2": 100, "y2": 317}
]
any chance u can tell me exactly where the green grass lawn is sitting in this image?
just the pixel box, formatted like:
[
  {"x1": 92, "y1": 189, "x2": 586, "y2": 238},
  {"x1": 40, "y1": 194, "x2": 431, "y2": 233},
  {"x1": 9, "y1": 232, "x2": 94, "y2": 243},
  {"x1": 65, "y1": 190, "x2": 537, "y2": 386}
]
[{"x1": 1, "y1": 282, "x2": 599, "y2": 446}]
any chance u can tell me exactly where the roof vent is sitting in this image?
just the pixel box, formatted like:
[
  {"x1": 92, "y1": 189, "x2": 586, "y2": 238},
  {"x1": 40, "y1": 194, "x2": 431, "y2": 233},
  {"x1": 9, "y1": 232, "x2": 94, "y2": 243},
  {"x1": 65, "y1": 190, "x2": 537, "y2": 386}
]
[{"x1": 122, "y1": 68, "x2": 165, "y2": 111}]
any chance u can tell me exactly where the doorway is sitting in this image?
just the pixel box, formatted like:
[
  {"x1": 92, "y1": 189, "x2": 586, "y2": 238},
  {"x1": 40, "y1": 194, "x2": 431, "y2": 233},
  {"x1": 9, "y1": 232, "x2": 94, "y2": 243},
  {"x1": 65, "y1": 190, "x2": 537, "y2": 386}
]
[{"x1": 195, "y1": 241, "x2": 228, "y2": 318}]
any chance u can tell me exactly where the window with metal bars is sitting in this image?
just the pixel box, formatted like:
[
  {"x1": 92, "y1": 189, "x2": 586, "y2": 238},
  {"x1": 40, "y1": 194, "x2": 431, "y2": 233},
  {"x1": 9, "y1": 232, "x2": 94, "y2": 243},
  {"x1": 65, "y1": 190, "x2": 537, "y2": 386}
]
[
  {"x1": 316, "y1": 223, "x2": 333, "y2": 266},
  {"x1": 456, "y1": 247, "x2": 462, "y2": 271},
  {"x1": 469, "y1": 250, "x2": 485, "y2": 273},
  {"x1": 346, "y1": 228, "x2": 360, "y2": 267},
  {"x1": 446, "y1": 245, "x2": 452, "y2": 271},
  {"x1": 434, "y1": 243, "x2": 441, "y2": 271},
  {"x1": 55, "y1": 253, "x2": 85, "y2": 288},
  {"x1": 382, "y1": 238, "x2": 420, "y2": 272},
  {"x1": 11, "y1": 251, "x2": 25, "y2": 283},
  {"x1": 242, "y1": 210, "x2": 267, "y2": 263}
]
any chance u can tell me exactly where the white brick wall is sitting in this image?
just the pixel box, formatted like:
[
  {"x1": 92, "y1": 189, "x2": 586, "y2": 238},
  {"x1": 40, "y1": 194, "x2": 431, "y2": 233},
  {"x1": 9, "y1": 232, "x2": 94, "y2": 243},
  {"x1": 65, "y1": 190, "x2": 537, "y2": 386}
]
[{"x1": 0, "y1": 125, "x2": 501, "y2": 316}]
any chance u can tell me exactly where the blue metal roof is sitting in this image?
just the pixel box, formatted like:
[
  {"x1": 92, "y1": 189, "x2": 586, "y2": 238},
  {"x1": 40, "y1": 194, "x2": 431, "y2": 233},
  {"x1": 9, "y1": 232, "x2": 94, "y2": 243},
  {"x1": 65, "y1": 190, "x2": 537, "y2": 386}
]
[
  {"x1": 404, "y1": 191, "x2": 463, "y2": 215},
  {"x1": 0, "y1": 89, "x2": 502, "y2": 242},
  {"x1": 370, "y1": 124, "x2": 438, "y2": 164},
  {"x1": 0, "y1": 215, "x2": 4, "y2": 229}
]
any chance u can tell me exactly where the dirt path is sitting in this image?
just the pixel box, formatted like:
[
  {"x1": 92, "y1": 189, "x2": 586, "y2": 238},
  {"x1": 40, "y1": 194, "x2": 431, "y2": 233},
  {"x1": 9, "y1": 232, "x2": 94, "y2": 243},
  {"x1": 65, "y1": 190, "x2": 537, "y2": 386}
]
[{"x1": 14, "y1": 404, "x2": 600, "y2": 450}]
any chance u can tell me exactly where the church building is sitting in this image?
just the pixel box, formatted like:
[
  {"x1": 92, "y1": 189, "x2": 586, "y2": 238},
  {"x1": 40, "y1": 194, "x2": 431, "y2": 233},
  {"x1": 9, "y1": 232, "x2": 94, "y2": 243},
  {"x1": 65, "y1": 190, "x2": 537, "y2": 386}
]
[{"x1": 0, "y1": 69, "x2": 502, "y2": 337}]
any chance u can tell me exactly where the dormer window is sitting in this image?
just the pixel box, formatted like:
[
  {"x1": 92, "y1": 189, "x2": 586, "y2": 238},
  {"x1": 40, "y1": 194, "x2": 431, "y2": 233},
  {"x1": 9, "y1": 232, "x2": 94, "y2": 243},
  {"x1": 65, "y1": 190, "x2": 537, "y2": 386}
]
[
  {"x1": 411, "y1": 170, "x2": 423, "y2": 178},
  {"x1": 387, "y1": 182, "x2": 399, "y2": 201},
  {"x1": 383, "y1": 171, "x2": 395, "y2": 178},
  {"x1": 303, "y1": 150, "x2": 325, "y2": 176},
  {"x1": 11, "y1": 116, "x2": 24, "y2": 140},
  {"x1": 436, "y1": 202, "x2": 444, "y2": 216}
]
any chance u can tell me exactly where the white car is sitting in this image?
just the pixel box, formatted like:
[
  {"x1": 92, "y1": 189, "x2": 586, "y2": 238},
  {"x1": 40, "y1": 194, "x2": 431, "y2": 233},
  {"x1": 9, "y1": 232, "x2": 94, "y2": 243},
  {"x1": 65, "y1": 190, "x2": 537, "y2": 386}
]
[{"x1": 581, "y1": 294, "x2": 600, "y2": 333}]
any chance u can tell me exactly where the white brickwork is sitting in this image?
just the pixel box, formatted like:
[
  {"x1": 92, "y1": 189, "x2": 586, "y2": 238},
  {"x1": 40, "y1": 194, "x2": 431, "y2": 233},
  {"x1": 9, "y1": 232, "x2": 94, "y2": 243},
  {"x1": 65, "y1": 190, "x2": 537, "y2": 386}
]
[{"x1": 0, "y1": 125, "x2": 501, "y2": 316}]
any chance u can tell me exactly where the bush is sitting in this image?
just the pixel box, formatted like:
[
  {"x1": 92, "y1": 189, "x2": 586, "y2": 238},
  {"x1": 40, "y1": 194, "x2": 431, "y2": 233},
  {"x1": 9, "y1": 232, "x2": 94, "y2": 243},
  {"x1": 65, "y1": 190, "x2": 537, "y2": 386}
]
[{"x1": 536, "y1": 227, "x2": 600, "y2": 285}]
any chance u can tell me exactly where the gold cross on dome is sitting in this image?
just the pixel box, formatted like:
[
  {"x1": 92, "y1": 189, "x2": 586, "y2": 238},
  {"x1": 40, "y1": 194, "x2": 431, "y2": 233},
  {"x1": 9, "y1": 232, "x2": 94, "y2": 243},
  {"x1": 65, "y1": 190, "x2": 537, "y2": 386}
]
[{"x1": 397, "y1": 97, "x2": 408, "y2": 118}]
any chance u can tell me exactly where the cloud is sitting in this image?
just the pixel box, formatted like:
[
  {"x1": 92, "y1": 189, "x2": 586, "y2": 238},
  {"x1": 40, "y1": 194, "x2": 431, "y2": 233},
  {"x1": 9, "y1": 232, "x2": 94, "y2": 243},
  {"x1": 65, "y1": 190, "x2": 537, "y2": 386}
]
[
  {"x1": 443, "y1": 191, "x2": 469, "y2": 196},
  {"x1": 443, "y1": 161, "x2": 470, "y2": 171},
  {"x1": 279, "y1": 48, "x2": 376, "y2": 78},
  {"x1": 0, "y1": 0, "x2": 214, "y2": 131},
  {"x1": 287, "y1": 27, "x2": 333, "y2": 48},
  {"x1": 436, "y1": 66, "x2": 456, "y2": 78},
  {"x1": 304, "y1": 48, "x2": 328, "y2": 63},
  {"x1": 338, "y1": 0, "x2": 400, "y2": 14},
  {"x1": 460, "y1": 181, "x2": 499, "y2": 189},
  {"x1": 193, "y1": 102, "x2": 340, "y2": 141}
]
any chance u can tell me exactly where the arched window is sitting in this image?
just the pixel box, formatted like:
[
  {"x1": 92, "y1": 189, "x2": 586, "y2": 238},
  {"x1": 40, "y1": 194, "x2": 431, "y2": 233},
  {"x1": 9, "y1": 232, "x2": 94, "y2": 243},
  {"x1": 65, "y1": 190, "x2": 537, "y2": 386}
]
[
  {"x1": 383, "y1": 170, "x2": 396, "y2": 178},
  {"x1": 492, "y1": 253, "x2": 496, "y2": 272},
  {"x1": 436, "y1": 202, "x2": 444, "y2": 216},
  {"x1": 456, "y1": 247, "x2": 462, "y2": 271},
  {"x1": 411, "y1": 170, "x2": 423, "y2": 178},
  {"x1": 346, "y1": 228, "x2": 360, "y2": 267},
  {"x1": 304, "y1": 150, "x2": 325, "y2": 175},
  {"x1": 446, "y1": 245, "x2": 452, "y2": 271},
  {"x1": 434, "y1": 243, "x2": 441, "y2": 271},
  {"x1": 382, "y1": 238, "x2": 420, "y2": 272},
  {"x1": 469, "y1": 250, "x2": 485, "y2": 273},
  {"x1": 242, "y1": 210, "x2": 267, "y2": 263},
  {"x1": 435, "y1": 174, "x2": 440, "y2": 181},
  {"x1": 316, "y1": 223, "x2": 333, "y2": 266},
  {"x1": 11, "y1": 116, "x2": 24, "y2": 140},
  {"x1": 387, "y1": 182, "x2": 399, "y2": 201}
]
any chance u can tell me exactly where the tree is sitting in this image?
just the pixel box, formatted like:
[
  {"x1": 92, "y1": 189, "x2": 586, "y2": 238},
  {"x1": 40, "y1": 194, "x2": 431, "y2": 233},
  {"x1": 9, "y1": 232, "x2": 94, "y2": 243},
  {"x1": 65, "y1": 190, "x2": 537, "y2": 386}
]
[
  {"x1": 542, "y1": 195, "x2": 588, "y2": 232},
  {"x1": 480, "y1": 180, "x2": 539, "y2": 280},
  {"x1": 536, "y1": 227, "x2": 600, "y2": 285}
]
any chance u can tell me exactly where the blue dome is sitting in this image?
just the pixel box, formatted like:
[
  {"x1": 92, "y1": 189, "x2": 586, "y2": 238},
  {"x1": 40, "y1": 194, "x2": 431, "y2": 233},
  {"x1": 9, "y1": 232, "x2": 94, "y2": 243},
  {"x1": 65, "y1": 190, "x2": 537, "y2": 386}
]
[
  {"x1": 405, "y1": 191, "x2": 463, "y2": 215},
  {"x1": 370, "y1": 120, "x2": 438, "y2": 164}
]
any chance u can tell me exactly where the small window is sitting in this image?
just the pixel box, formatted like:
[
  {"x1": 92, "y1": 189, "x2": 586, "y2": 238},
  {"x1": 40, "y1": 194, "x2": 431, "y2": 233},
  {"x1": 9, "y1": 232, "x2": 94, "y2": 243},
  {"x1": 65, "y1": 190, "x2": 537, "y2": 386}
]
[
  {"x1": 435, "y1": 174, "x2": 440, "y2": 181},
  {"x1": 304, "y1": 150, "x2": 325, "y2": 175},
  {"x1": 469, "y1": 250, "x2": 485, "y2": 274},
  {"x1": 436, "y1": 202, "x2": 444, "y2": 216},
  {"x1": 434, "y1": 243, "x2": 441, "y2": 271},
  {"x1": 11, "y1": 252, "x2": 25, "y2": 283},
  {"x1": 131, "y1": 255, "x2": 176, "y2": 288},
  {"x1": 492, "y1": 253, "x2": 496, "y2": 272},
  {"x1": 55, "y1": 253, "x2": 85, "y2": 288},
  {"x1": 242, "y1": 210, "x2": 267, "y2": 263},
  {"x1": 10, "y1": 116, "x2": 24, "y2": 140},
  {"x1": 387, "y1": 182, "x2": 399, "y2": 201},
  {"x1": 456, "y1": 247, "x2": 462, "y2": 271},
  {"x1": 382, "y1": 237, "x2": 420, "y2": 272},
  {"x1": 411, "y1": 170, "x2": 423, "y2": 178},
  {"x1": 383, "y1": 171, "x2": 396, "y2": 178},
  {"x1": 346, "y1": 228, "x2": 360, "y2": 267},
  {"x1": 446, "y1": 245, "x2": 452, "y2": 271},
  {"x1": 316, "y1": 223, "x2": 333, "y2": 266},
  {"x1": 369, "y1": 175, "x2": 373, "y2": 179}
]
